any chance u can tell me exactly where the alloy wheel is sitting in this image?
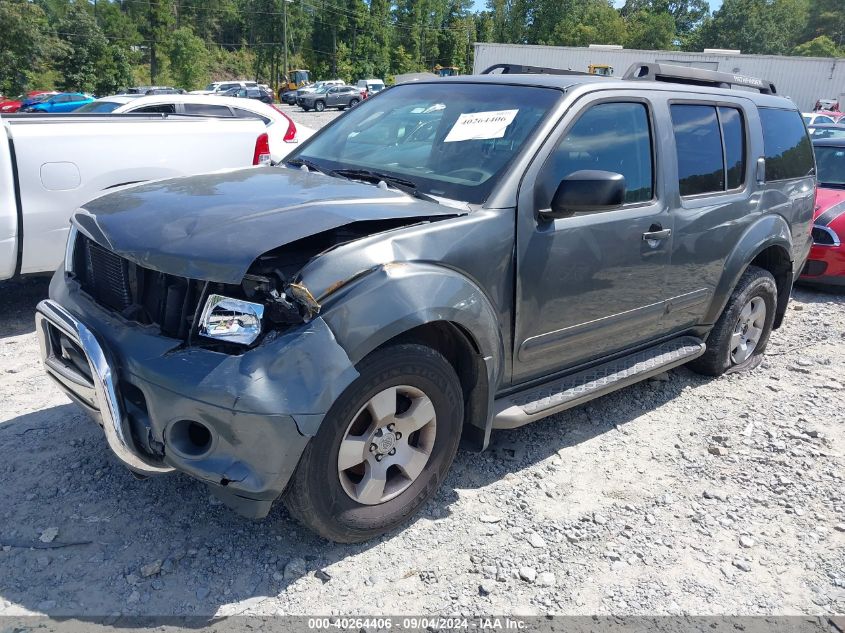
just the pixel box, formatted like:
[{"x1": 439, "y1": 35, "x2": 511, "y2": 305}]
[
  {"x1": 337, "y1": 385, "x2": 437, "y2": 505},
  {"x1": 730, "y1": 296, "x2": 766, "y2": 364}
]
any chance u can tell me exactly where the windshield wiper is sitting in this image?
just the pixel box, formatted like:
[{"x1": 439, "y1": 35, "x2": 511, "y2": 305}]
[
  {"x1": 331, "y1": 169, "x2": 439, "y2": 204},
  {"x1": 285, "y1": 157, "x2": 329, "y2": 175}
]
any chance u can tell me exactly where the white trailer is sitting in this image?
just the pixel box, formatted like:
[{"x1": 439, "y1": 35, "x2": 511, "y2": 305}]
[{"x1": 473, "y1": 42, "x2": 845, "y2": 111}]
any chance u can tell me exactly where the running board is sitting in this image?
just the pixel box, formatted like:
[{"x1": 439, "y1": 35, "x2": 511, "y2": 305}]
[{"x1": 492, "y1": 336, "x2": 705, "y2": 429}]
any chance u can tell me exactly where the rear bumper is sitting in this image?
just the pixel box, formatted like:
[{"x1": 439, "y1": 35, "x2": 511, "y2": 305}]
[{"x1": 36, "y1": 272, "x2": 359, "y2": 517}]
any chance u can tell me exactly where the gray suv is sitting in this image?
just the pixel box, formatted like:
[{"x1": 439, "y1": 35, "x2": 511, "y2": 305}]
[
  {"x1": 298, "y1": 85, "x2": 361, "y2": 111},
  {"x1": 36, "y1": 63, "x2": 814, "y2": 542}
]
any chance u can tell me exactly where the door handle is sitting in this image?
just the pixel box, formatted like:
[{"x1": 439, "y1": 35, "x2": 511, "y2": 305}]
[{"x1": 642, "y1": 226, "x2": 671, "y2": 241}]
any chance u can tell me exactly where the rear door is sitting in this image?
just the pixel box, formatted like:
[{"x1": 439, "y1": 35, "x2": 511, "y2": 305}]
[{"x1": 660, "y1": 97, "x2": 759, "y2": 332}]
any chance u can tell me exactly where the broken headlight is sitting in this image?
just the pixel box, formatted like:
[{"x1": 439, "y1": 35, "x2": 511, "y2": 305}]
[{"x1": 198, "y1": 294, "x2": 264, "y2": 346}]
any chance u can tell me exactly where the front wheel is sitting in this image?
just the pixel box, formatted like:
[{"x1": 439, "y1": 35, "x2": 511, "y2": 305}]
[
  {"x1": 689, "y1": 265, "x2": 777, "y2": 376},
  {"x1": 314, "y1": 100, "x2": 325, "y2": 112},
  {"x1": 283, "y1": 343, "x2": 463, "y2": 543}
]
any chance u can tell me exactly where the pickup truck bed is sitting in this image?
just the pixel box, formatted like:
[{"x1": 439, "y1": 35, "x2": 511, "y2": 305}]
[{"x1": 0, "y1": 113, "x2": 268, "y2": 280}]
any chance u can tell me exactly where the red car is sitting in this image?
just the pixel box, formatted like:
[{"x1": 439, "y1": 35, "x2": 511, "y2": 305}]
[
  {"x1": 0, "y1": 90, "x2": 54, "y2": 114},
  {"x1": 801, "y1": 138, "x2": 845, "y2": 286}
]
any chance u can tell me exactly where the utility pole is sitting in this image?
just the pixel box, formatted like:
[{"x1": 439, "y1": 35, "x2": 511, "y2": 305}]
[{"x1": 283, "y1": 0, "x2": 293, "y2": 92}]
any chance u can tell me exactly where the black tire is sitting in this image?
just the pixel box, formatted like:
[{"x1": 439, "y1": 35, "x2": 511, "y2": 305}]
[
  {"x1": 300, "y1": 106, "x2": 310, "y2": 112},
  {"x1": 283, "y1": 343, "x2": 463, "y2": 543},
  {"x1": 314, "y1": 100, "x2": 325, "y2": 112},
  {"x1": 349, "y1": 98, "x2": 360, "y2": 107},
  {"x1": 688, "y1": 265, "x2": 777, "y2": 376}
]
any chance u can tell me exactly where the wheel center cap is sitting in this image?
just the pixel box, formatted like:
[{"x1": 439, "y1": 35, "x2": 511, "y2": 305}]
[{"x1": 377, "y1": 432, "x2": 396, "y2": 454}]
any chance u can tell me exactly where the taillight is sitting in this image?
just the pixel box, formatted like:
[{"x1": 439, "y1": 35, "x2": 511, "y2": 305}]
[
  {"x1": 253, "y1": 132, "x2": 271, "y2": 165},
  {"x1": 282, "y1": 113, "x2": 296, "y2": 142}
]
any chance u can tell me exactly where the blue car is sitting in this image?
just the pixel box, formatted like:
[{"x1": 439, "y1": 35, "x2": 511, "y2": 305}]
[{"x1": 26, "y1": 92, "x2": 94, "y2": 113}]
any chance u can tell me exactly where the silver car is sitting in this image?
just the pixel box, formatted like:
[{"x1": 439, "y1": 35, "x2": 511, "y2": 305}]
[{"x1": 297, "y1": 85, "x2": 361, "y2": 112}]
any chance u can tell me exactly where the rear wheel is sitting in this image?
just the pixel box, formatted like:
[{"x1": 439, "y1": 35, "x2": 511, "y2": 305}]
[
  {"x1": 284, "y1": 343, "x2": 463, "y2": 543},
  {"x1": 314, "y1": 100, "x2": 325, "y2": 112},
  {"x1": 689, "y1": 266, "x2": 777, "y2": 376},
  {"x1": 349, "y1": 98, "x2": 360, "y2": 107}
]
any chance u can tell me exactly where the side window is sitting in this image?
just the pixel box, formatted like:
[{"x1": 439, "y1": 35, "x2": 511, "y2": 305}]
[
  {"x1": 759, "y1": 108, "x2": 815, "y2": 181},
  {"x1": 541, "y1": 102, "x2": 654, "y2": 206},
  {"x1": 816, "y1": 116, "x2": 834, "y2": 125},
  {"x1": 670, "y1": 105, "x2": 724, "y2": 196},
  {"x1": 720, "y1": 107, "x2": 746, "y2": 190},
  {"x1": 232, "y1": 107, "x2": 270, "y2": 125},
  {"x1": 183, "y1": 103, "x2": 233, "y2": 117},
  {"x1": 671, "y1": 104, "x2": 748, "y2": 196},
  {"x1": 133, "y1": 104, "x2": 176, "y2": 114}
]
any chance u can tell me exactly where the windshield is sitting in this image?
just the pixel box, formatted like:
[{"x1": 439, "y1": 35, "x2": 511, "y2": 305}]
[
  {"x1": 29, "y1": 94, "x2": 52, "y2": 103},
  {"x1": 288, "y1": 82, "x2": 559, "y2": 204},
  {"x1": 314, "y1": 86, "x2": 329, "y2": 94},
  {"x1": 76, "y1": 100, "x2": 122, "y2": 113},
  {"x1": 204, "y1": 84, "x2": 217, "y2": 91},
  {"x1": 815, "y1": 146, "x2": 845, "y2": 187}
]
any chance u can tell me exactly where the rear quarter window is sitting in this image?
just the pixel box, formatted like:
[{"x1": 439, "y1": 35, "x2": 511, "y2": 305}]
[
  {"x1": 184, "y1": 103, "x2": 234, "y2": 117},
  {"x1": 759, "y1": 108, "x2": 815, "y2": 181}
]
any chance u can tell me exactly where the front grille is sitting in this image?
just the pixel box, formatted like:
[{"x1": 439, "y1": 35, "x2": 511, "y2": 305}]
[
  {"x1": 82, "y1": 240, "x2": 132, "y2": 311},
  {"x1": 73, "y1": 235, "x2": 205, "y2": 339}
]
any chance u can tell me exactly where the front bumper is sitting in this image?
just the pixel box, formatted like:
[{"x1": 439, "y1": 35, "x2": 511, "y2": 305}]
[
  {"x1": 36, "y1": 300, "x2": 173, "y2": 476},
  {"x1": 799, "y1": 241, "x2": 845, "y2": 286},
  {"x1": 36, "y1": 274, "x2": 359, "y2": 517}
]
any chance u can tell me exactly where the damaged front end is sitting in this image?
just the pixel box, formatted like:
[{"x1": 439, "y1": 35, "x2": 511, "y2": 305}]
[{"x1": 39, "y1": 214, "x2": 464, "y2": 519}]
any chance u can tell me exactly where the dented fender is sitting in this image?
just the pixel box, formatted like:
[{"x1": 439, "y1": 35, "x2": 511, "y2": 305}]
[{"x1": 302, "y1": 261, "x2": 505, "y2": 421}]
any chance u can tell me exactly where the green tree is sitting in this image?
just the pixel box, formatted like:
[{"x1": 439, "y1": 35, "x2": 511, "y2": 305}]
[
  {"x1": 803, "y1": 0, "x2": 845, "y2": 45},
  {"x1": 691, "y1": 0, "x2": 809, "y2": 55},
  {"x1": 127, "y1": 0, "x2": 175, "y2": 83},
  {"x1": 0, "y1": 0, "x2": 51, "y2": 95},
  {"x1": 54, "y1": 2, "x2": 109, "y2": 92},
  {"x1": 93, "y1": 44, "x2": 134, "y2": 96},
  {"x1": 621, "y1": 0, "x2": 709, "y2": 44},
  {"x1": 624, "y1": 9, "x2": 676, "y2": 49},
  {"x1": 169, "y1": 27, "x2": 210, "y2": 89},
  {"x1": 552, "y1": 0, "x2": 627, "y2": 47},
  {"x1": 793, "y1": 35, "x2": 843, "y2": 57}
]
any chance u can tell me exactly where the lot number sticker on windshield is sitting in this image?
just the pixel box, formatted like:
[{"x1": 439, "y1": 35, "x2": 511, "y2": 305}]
[{"x1": 444, "y1": 109, "x2": 519, "y2": 143}]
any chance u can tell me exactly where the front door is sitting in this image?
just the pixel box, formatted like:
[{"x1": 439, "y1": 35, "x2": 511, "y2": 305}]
[
  {"x1": 326, "y1": 88, "x2": 340, "y2": 107},
  {"x1": 513, "y1": 96, "x2": 672, "y2": 383}
]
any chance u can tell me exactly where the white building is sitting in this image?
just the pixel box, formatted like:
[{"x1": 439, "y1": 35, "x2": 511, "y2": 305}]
[{"x1": 473, "y1": 42, "x2": 845, "y2": 111}]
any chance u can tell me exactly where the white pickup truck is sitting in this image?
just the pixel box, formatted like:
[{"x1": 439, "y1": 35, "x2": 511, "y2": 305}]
[{"x1": 0, "y1": 113, "x2": 270, "y2": 280}]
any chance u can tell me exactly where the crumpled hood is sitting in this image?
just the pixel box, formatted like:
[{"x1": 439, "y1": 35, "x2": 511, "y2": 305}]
[{"x1": 74, "y1": 166, "x2": 457, "y2": 283}]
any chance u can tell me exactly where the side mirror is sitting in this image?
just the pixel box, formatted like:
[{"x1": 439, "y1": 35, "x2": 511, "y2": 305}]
[{"x1": 541, "y1": 170, "x2": 626, "y2": 219}]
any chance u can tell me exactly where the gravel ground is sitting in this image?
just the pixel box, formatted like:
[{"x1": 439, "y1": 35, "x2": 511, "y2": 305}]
[{"x1": 0, "y1": 108, "x2": 842, "y2": 618}]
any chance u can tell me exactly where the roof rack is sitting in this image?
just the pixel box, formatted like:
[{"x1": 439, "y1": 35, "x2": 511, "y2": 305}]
[
  {"x1": 480, "y1": 63, "x2": 592, "y2": 77},
  {"x1": 622, "y1": 62, "x2": 777, "y2": 95},
  {"x1": 478, "y1": 60, "x2": 777, "y2": 95}
]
